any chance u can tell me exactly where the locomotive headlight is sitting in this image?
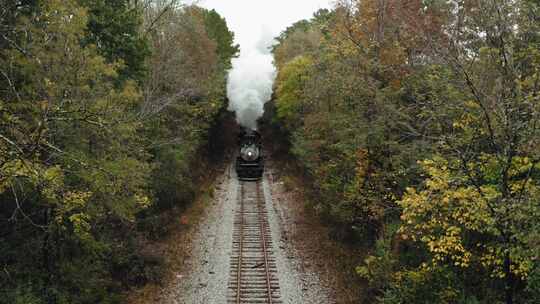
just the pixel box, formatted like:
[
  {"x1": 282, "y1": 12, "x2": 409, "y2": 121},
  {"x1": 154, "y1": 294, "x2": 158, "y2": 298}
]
[{"x1": 248, "y1": 152, "x2": 253, "y2": 157}]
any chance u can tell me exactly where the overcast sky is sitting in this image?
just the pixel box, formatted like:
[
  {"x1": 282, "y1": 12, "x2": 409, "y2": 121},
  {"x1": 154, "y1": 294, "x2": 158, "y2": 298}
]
[{"x1": 199, "y1": 0, "x2": 332, "y2": 50}]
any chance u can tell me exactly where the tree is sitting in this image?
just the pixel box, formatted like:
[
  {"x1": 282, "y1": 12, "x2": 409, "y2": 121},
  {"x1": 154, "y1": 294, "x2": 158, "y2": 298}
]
[
  {"x1": 275, "y1": 55, "x2": 314, "y2": 129},
  {"x1": 399, "y1": 1, "x2": 540, "y2": 303},
  {"x1": 201, "y1": 8, "x2": 239, "y2": 69},
  {"x1": 79, "y1": 0, "x2": 150, "y2": 83},
  {"x1": 138, "y1": 4, "x2": 235, "y2": 214},
  {"x1": 1, "y1": 0, "x2": 237, "y2": 302},
  {"x1": 272, "y1": 0, "x2": 540, "y2": 302},
  {"x1": 1, "y1": 0, "x2": 150, "y2": 301}
]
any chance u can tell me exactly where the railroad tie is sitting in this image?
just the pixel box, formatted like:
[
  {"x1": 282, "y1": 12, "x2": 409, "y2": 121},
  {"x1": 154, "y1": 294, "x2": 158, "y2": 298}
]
[{"x1": 228, "y1": 181, "x2": 282, "y2": 304}]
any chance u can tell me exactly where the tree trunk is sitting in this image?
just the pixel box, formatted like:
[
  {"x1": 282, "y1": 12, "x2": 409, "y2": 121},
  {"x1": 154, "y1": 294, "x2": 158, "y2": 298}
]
[{"x1": 504, "y1": 251, "x2": 513, "y2": 304}]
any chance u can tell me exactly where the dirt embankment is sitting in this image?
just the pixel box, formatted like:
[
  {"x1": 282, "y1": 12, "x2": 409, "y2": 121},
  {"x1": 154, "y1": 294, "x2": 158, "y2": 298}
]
[
  {"x1": 265, "y1": 161, "x2": 367, "y2": 304},
  {"x1": 125, "y1": 165, "x2": 228, "y2": 304}
]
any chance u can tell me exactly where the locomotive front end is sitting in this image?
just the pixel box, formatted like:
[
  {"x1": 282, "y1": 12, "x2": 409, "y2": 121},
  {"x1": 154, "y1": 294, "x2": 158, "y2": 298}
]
[{"x1": 236, "y1": 130, "x2": 264, "y2": 180}]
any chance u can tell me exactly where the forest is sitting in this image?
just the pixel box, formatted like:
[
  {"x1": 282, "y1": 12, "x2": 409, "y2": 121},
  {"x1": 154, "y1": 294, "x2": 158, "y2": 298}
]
[
  {"x1": 271, "y1": 0, "x2": 540, "y2": 303},
  {"x1": 0, "y1": 0, "x2": 237, "y2": 303},
  {"x1": 1, "y1": 0, "x2": 540, "y2": 304}
]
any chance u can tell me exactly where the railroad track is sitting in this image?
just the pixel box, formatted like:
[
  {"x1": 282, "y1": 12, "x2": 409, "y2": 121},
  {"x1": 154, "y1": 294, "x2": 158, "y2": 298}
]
[{"x1": 228, "y1": 181, "x2": 282, "y2": 304}]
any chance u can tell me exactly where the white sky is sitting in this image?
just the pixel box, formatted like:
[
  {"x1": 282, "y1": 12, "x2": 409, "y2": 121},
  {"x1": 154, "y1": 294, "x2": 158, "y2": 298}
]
[{"x1": 198, "y1": 0, "x2": 333, "y2": 50}]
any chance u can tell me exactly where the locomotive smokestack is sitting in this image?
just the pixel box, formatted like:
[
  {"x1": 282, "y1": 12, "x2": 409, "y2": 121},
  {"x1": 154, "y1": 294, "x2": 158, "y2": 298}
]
[{"x1": 227, "y1": 28, "x2": 276, "y2": 130}]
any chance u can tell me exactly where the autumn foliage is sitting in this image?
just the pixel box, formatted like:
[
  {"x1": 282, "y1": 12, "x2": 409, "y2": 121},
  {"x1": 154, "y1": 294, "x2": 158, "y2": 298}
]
[
  {"x1": 0, "y1": 1, "x2": 237, "y2": 302},
  {"x1": 272, "y1": 0, "x2": 540, "y2": 303}
]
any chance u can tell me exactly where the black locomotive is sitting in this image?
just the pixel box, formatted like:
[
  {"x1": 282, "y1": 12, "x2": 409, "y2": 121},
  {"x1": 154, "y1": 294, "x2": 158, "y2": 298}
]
[{"x1": 236, "y1": 129, "x2": 264, "y2": 180}]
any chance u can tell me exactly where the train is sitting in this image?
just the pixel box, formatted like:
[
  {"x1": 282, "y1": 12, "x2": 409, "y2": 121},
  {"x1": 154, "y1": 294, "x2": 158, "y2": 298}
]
[{"x1": 236, "y1": 129, "x2": 264, "y2": 180}]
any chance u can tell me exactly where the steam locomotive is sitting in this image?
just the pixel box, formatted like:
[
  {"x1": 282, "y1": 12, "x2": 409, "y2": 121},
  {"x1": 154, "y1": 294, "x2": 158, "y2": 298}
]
[{"x1": 236, "y1": 129, "x2": 264, "y2": 180}]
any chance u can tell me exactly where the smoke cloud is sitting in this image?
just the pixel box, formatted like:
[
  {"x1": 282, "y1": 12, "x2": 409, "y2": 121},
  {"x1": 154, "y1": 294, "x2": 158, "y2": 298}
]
[{"x1": 227, "y1": 30, "x2": 277, "y2": 130}]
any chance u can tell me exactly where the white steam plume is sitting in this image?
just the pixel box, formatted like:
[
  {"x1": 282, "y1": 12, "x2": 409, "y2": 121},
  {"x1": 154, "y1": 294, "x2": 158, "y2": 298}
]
[{"x1": 227, "y1": 29, "x2": 277, "y2": 130}]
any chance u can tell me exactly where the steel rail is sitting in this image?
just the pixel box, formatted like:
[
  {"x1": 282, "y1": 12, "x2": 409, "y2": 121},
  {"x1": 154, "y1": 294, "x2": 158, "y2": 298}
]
[
  {"x1": 256, "y1": 181, "x2": 273, "y2": 304},
  {"x1": 236, "y1": 182, "x2": 245, "y2": 303}
]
